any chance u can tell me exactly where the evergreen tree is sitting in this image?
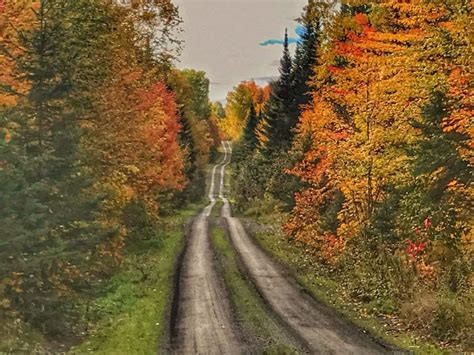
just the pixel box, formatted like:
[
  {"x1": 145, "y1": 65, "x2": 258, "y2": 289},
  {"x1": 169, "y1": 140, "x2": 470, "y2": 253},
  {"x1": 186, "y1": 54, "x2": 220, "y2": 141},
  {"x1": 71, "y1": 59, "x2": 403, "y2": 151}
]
[
  {"x1": 242, "y1": 101, "x2": 259, "y2": 151},
  {"x1": 263, "y1": 1, "x2": 321, "y2": 152},
  {"x1": 213, "y1": 101, "x2": 226, "y2": 119},
  {"x1": 402, "y1": 91, "x2": 472, "y2": 248},
  {"x1": 178, "y1": 109, "x2": 203, "y2": 201},
  {"x1": 279, "y1": 28, "x2": 293, "y2": 99},
  {"x1": 262, "y1": 29, "x2": 294, "y2": 152},
  {"x1": 411, "y1": 91, "x2": 471, "y2": 186},
  {"x1": 290, "y1": 0, "x2": 320, "y2": 123},
  {"x1": 1, "y1": 0, "x2": 113, "y2": 334}
]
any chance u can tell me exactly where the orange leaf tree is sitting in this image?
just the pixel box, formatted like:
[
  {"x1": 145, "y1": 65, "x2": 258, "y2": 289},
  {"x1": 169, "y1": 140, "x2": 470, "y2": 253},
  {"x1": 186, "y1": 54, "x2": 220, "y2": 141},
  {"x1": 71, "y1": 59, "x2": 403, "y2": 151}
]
[{"x1": 287, "y1": 1, "x2": 427, "y2": 262}]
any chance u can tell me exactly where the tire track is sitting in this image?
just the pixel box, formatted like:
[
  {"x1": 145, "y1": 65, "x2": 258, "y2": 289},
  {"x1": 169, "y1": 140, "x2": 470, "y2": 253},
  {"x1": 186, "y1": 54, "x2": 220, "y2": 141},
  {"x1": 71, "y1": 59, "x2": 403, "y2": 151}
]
[
  {"x1": 170, "y1": 143, "x2": 242, "y2": 354},
  {"x1": 219, "y1": 141, "x2": 391, "y2": 354}
]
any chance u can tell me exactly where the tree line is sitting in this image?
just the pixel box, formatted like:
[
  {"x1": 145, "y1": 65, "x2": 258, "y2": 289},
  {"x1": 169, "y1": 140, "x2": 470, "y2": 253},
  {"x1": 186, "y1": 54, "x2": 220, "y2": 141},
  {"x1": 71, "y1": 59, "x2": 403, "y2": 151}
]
[
  {"x1": 224, "y1": 0, "x2": 472, "y2": 348},
  {"x1": 0, "y1": 0, "x2": 218, "y2": 341}
]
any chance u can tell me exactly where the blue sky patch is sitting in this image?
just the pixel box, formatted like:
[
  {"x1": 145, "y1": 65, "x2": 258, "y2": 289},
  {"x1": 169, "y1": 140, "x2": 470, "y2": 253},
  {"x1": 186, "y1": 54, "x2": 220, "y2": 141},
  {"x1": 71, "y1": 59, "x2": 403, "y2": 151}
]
[{"x1": 260, "y1": 25, "x2": 306, "y2": 47}]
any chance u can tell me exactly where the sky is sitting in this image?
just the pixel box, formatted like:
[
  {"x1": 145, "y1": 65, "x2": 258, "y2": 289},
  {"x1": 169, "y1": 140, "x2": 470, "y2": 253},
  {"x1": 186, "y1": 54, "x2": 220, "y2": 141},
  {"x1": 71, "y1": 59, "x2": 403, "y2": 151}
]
[{"x1": 174, "y1": 0, "x2": 308, "y2": 101}]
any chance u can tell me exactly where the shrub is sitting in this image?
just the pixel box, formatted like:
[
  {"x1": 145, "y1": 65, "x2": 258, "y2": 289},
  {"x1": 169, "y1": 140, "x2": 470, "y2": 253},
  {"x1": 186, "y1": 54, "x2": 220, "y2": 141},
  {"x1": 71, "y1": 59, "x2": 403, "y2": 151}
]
[{"x1": 433, "y1": 293, "x2": 472, "y2": 343}]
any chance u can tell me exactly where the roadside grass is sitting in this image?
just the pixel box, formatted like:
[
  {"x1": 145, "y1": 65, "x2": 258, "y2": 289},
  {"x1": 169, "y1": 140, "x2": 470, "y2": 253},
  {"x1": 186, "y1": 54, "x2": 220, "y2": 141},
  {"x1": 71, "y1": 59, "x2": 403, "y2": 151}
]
[
  {"x1": 71, "y1": 202, "x2": 203, "y2": 354},
  {"x1": 224, "y1": 163, "x2": 233, "y2": 201},
  {"x1": 210, "y1": 222, "x2": 302, "y2": 354},
  {"x1": 2, "y1": 147, "x2": 223, "y2": 353},
  {"x1": 0, "y1": 320, "x2": 49, "y2": 353},
  {"x1": 243, "y1": 211, "x2": 448, "y2": 355},
  {"x1": 72, "y1": 149, "x2": 231, "y2": 354}
]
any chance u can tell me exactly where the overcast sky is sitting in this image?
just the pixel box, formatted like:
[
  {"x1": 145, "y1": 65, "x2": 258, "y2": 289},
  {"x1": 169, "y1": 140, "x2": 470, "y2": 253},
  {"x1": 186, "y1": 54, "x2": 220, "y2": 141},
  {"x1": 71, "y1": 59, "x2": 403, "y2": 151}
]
[{"x1": 174, "y1": 0, "x2": 307, "y2": 101}]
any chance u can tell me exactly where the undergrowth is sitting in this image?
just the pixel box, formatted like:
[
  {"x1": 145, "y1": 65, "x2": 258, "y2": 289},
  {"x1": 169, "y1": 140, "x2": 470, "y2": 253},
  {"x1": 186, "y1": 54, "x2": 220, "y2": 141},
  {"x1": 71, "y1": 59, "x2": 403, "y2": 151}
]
[
  {"x1": 70, "y1": 202, "x2": 202, "y2": 354},
  {"x1": 238, "y1": 199, "x2": 471, "y2": 353}
]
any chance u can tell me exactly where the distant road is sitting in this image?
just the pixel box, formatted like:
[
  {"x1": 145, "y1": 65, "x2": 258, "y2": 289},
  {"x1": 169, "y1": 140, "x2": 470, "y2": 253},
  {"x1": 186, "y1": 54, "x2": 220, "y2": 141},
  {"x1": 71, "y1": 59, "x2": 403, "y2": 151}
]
[
  {"x1": 171, "y1": 140, "x2": 391, "y2": 354},
  {"x1": 170, "y1": 144, "x2": 243, "y2": 354}
]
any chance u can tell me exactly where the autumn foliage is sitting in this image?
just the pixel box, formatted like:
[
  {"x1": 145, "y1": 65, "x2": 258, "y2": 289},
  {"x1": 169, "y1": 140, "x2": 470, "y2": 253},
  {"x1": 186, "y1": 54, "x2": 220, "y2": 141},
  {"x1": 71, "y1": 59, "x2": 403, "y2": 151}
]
[
  {"x1": 288, "y1": 0, "x2": 472, "y2": 263},
  {"x1": 0, "y1": 0, "x2": 37, "y2": 106},
  {"x1": 232, "y1": 0, "x2": 472, "y2": 348},
  {"x1": 0, "y1": 0, "x2": 216, "y2": 343},
  {"x1": 219, "y1": 80, "x2": 270, "y2": 141},
  {"x1": 282, "y1": 1, "x2": 473, "y2": 347}
]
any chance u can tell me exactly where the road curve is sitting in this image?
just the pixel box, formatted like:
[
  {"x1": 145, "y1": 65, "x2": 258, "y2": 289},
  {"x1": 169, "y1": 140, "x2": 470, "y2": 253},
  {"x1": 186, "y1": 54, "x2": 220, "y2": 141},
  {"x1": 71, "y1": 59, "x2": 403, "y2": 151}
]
[
  {"x1": 170, "y1": 144, "x2": 242, "y2": 354},
  {"x1": 219, "y1": 141, "x2": 390, "y2": 354}
]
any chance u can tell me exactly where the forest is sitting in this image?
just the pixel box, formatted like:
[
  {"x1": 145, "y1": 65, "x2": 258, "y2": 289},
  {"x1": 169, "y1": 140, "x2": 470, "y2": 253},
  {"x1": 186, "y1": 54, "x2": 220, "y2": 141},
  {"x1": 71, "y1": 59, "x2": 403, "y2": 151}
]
[
  {"x1": 0, "y1": 0, "x2": 472, "y2": 353},
  {"x1": 223, "y1": 0, "x2": 472, "y2": 351},
  {"x1": 0, "y1": 0, "x2": 221, "y2": 350}
]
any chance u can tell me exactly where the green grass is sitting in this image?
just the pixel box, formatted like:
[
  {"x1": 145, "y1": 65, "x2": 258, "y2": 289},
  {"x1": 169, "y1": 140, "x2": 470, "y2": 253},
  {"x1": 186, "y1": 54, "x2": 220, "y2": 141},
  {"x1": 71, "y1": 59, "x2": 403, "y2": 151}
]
[
  {"x1": 0, "y1": 320, "x2": 49, "y2": 353},
  {"x1": 210, "y1": 200, "x2": 223, "y2": 218},
  {"x1": 210, "y1": 222, "x2": 301, "y2": 354},
  {"x1": 70, "y1": 202, "x2": 203, "y2": 355},
  {"x1": 246, "y1": 212, "x2": 447, "y2": 355}
]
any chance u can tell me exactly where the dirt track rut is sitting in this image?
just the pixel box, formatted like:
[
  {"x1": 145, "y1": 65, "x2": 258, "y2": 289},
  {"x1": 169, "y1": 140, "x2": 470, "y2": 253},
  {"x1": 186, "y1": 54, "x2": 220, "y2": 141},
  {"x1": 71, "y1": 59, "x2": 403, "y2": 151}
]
[
  {"x1": 219, "y1": 141, "x2": 389, "y2": 354},
  {"x1": 170, "y1": 145, "x2": 242, "y2": 354},
  {"x1": 171, "y1": 141, "x2": 391, "y2": 354}
]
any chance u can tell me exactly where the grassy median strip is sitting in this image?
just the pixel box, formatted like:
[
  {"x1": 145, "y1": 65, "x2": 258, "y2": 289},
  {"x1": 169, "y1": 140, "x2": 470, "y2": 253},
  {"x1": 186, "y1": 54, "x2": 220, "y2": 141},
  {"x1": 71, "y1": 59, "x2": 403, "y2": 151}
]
[
  {"x1": 71, "y1": 202, "x2": 202, "y2": 354},
  {"x1": 211, "y1": 221, "x2": 301, "y2": 354},
  {"x1": 210, "y1": 200, "x2": 223, "y2": 218}
]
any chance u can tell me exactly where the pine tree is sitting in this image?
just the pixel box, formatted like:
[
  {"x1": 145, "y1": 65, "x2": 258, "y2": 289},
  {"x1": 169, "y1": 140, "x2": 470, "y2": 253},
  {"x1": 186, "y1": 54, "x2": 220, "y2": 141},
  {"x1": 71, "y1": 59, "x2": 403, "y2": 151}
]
[
  {"x1": 411, "y1": 91, "x2": 471, "y2": 187},
  {"x1": 401, "y1": 91, "x2": 472, "y2": 249},
  {"x1": 178, "y1": 109, "x2": 203, "y2": 200},
  {"x1": 262, "y1": 29, "x2": 294, "y2": 152},
  {"x1": 263, "y1": 1, "x2": 321, "y2": 152},
  {"x1": 279, "y1": 28, "x2": 293, "y2": 100},
  {"x1": 290, "y1": 0, "x2": 320, "y2": 124},
  {"x1": 242, "y1": 101, "x2": 259, "y2": 151},
  {"x1": 1, "y1": 0, "x2": 113, "y2": 334}
]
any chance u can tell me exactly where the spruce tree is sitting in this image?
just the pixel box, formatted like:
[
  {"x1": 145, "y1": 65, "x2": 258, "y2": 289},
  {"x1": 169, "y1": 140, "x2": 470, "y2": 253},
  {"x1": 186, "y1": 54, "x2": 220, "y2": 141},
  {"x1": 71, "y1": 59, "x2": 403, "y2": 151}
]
[
  {"x1": 408, "y1": 91, "x2": 472, "y2": 246},
  {"x1": 262, "y1": 29, "x2": 294, "y2": 153},
  {"x1": 279, "y1": 28, "x2": 293, "y2": 100},
  {"x1": 1, "y1": 0, "x2": 112, "y2": 334},
  {"x1": 177, "y1": 109, "x2": 203, "y2": 201},
  {"x1": 263, "y1": 1, "x2": 321, "y2": 153},
  {"x1": 396, "y1": 90, "x2": 472, "y2": 253},
  {"x1": 242, "y1": 101, "x2": 259, "y2": 152},
  {"x1": 290, "y1": 0, "x2": 320, "y2": 124},
  {"x1": 411, "y1": 91, "x2": 471, "y2": 185}
]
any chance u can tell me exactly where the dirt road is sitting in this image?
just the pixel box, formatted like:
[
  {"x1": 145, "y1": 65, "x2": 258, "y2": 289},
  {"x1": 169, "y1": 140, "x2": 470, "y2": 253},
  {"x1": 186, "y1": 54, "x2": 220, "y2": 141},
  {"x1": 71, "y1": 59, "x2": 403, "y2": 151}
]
[
  {"x1": 171, "y1": 141, "x2": 390, "y2": 354},
  {"x1": 170, "y1": 146, "x2": 242, "y2": 354},
  {"x1": 219, "y1": 141, "x2": 390, "y2": 354}
]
